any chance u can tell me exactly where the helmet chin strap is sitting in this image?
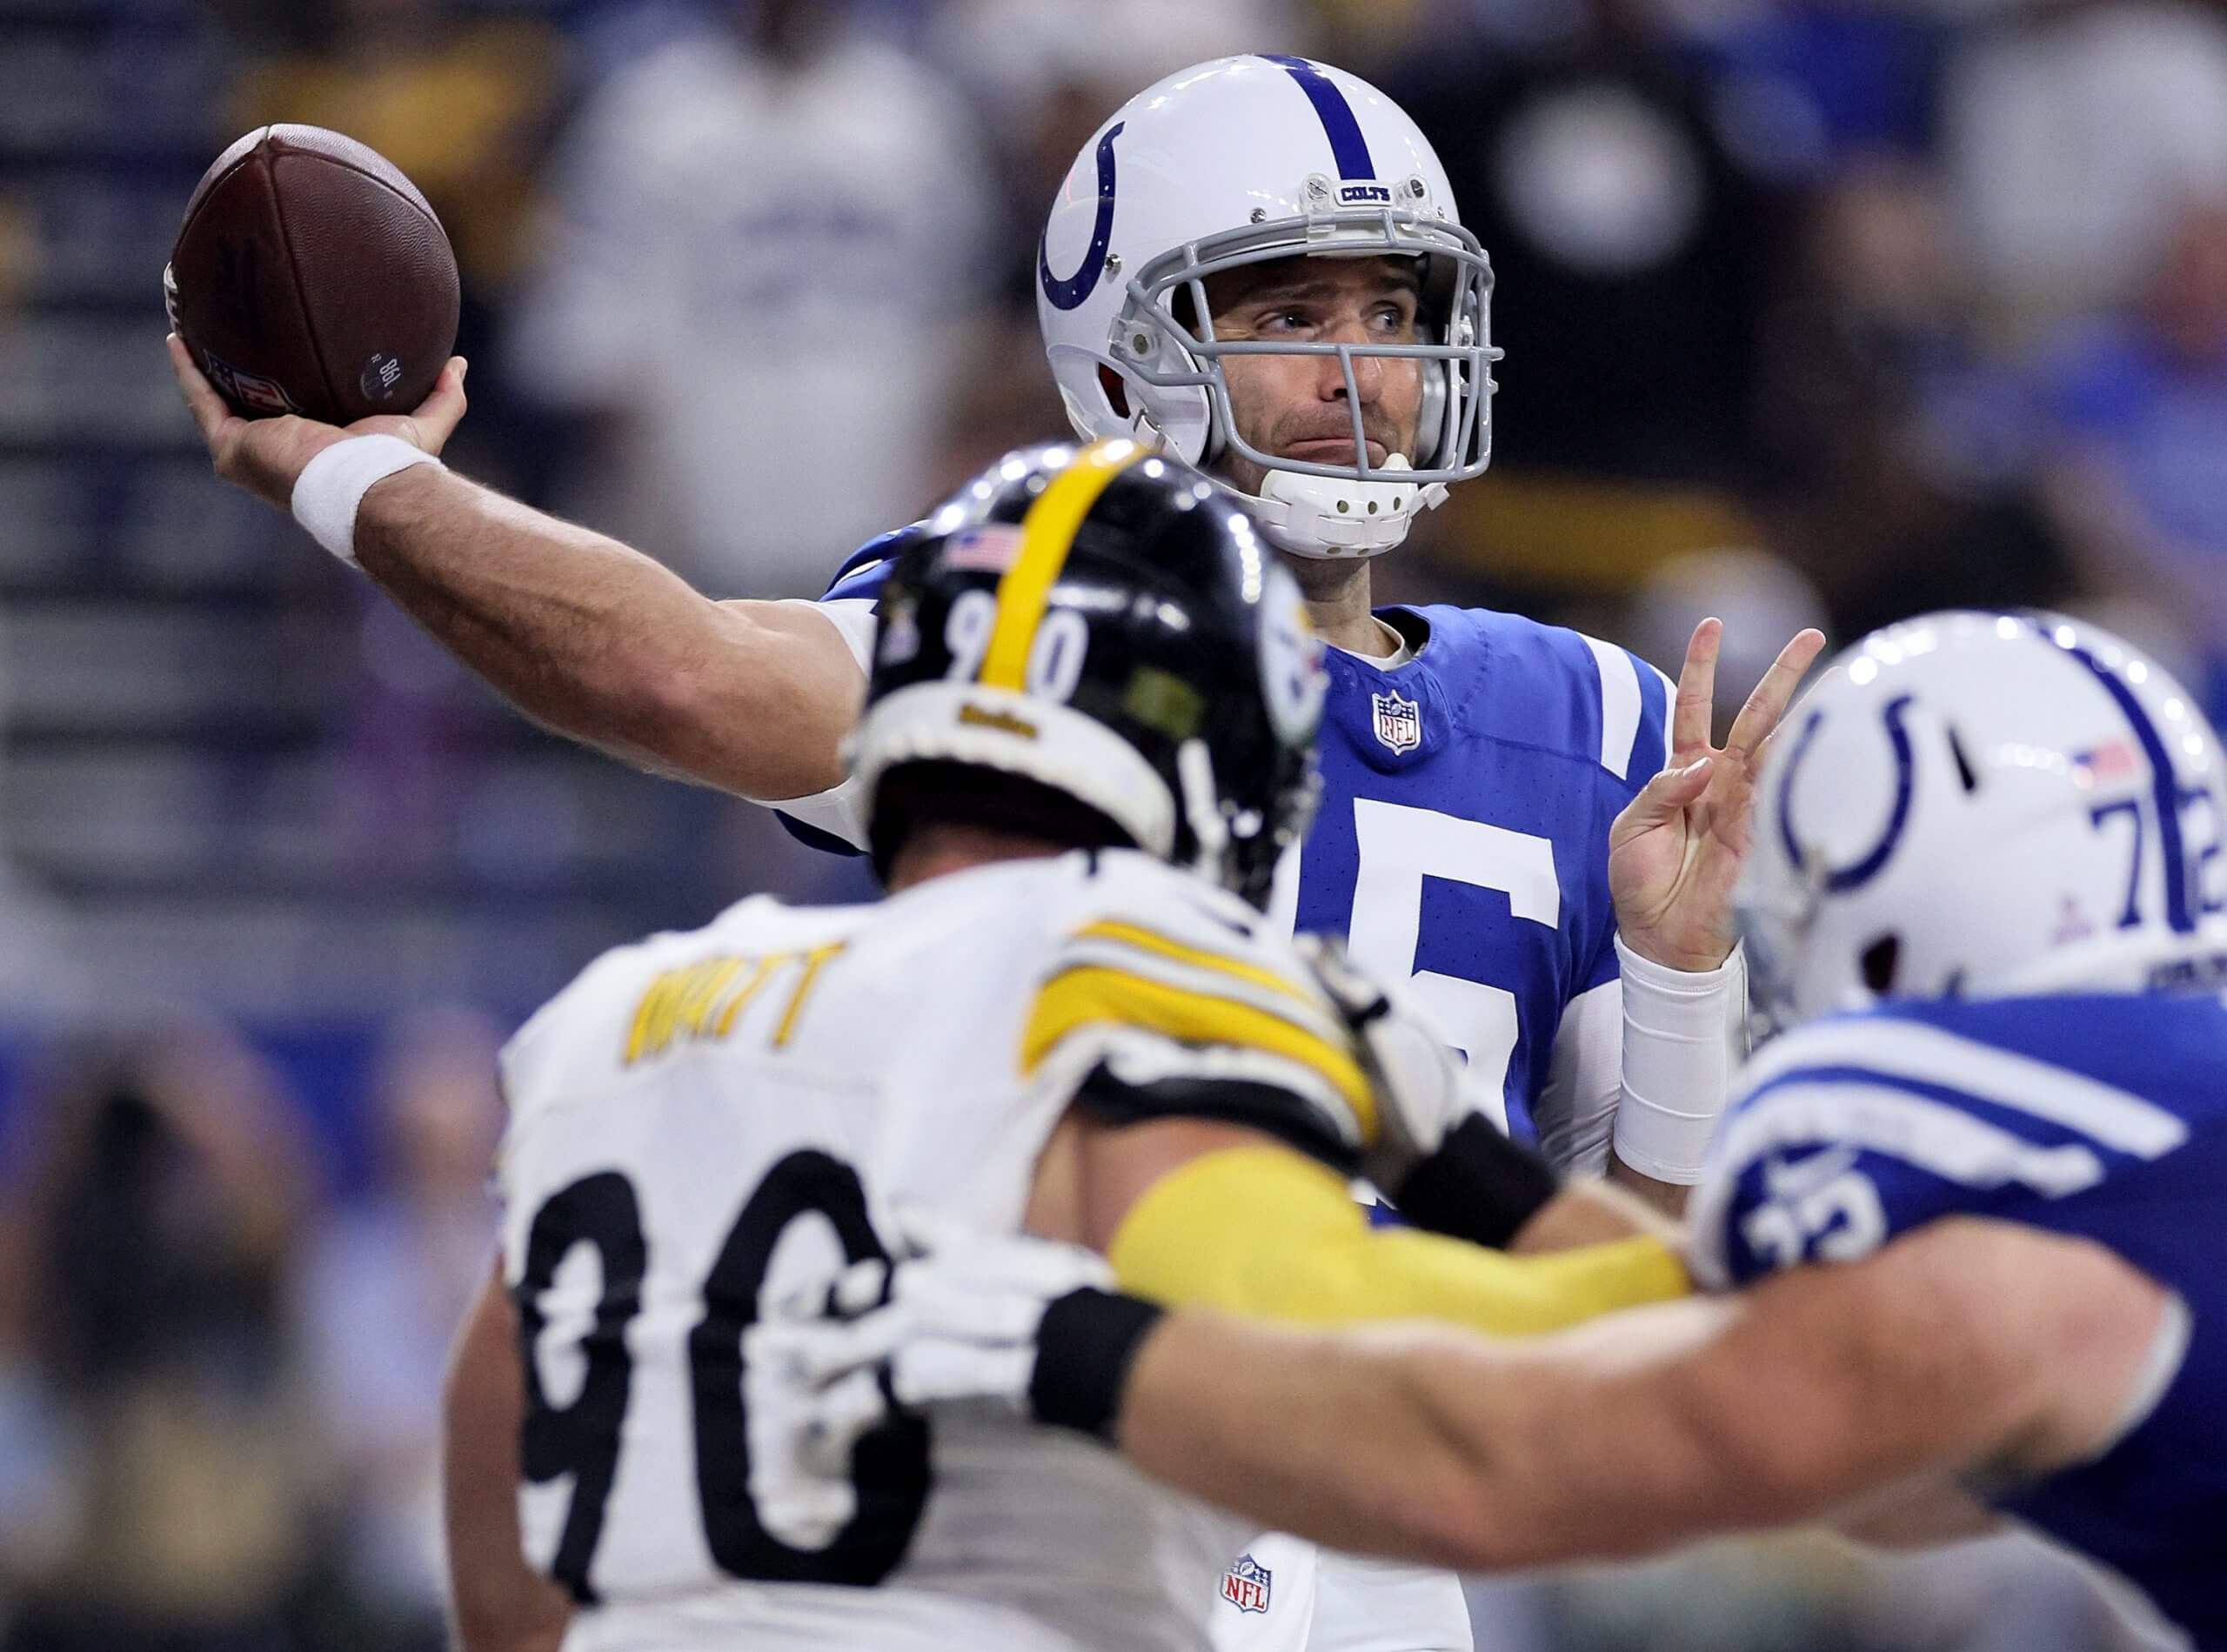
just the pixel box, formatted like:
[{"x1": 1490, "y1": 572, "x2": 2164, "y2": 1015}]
[
  {"x1": 1120, "y1": 403, "x2": 1451, "y2": 559},
  {"x1": 1237, "y1": 455, "x2": 1448, "y2": 560}
]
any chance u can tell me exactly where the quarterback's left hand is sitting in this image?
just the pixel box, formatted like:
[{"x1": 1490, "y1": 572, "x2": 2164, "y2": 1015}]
[{"x1": 1609, "y1": 619, "x2": 1827, "y2": 973}]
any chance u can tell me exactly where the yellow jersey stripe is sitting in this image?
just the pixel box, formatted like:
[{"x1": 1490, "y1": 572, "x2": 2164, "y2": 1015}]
[
  {"x1": 1023, "y1": 965, "x2": 1377, "y2": 1140},
  {"x1": 1074, "y1": 920, "x2": 1319, "y2": 1009},
  {"x1": 978, "y1": 439, "x2": 1143, "y2": 689}
]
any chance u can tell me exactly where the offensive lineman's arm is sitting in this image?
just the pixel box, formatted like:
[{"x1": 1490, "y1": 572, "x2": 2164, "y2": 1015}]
[
  {"x1": 1107, "y1": 1218, "x2": 2180, "y2": 1569},
  {"x1": 169, "y1": 337, "x2": 860, "y2": 800},
  {"x1": 444, "y1": 1266, "x2": 572, "y2": 1652}
]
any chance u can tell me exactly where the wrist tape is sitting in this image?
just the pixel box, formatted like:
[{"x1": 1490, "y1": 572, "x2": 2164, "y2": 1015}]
[
  {"x1": 1028, "y1": 1287, "x2": 1166, "y2": 1440},
  {"x1": 290, "y1": 434, "x2": 444, "y2": 566}
]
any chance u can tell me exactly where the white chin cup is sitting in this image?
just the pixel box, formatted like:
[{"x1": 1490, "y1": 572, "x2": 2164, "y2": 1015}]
[{"x1": 1244, "y1": 455, "x2": 1448, "y2": 560}]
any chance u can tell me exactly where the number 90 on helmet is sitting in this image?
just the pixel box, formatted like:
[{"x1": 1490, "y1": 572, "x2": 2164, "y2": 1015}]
[{"x1": 849, "y1": 440, "x2": 1327, "y2": 907}]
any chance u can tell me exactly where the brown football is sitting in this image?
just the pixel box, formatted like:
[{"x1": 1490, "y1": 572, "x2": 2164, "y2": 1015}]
[{"x1": 166, "y1": 124, "x2": 460, "y2": 424}]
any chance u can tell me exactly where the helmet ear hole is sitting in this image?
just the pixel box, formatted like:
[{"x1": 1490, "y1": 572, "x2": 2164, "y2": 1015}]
[
  {"x1": 1096, "y1": 363, "x2": 1132, "y2": 420},
  {"x1": 1945, "y1": 725, "x2": 1979, "y2": 793},
  {"x1": 1860, "y1": 933, "x2": 1901, "y2": 995}
]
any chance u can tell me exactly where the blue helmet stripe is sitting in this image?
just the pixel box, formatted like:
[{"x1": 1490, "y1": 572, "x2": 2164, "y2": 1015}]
[
  {"x1": 2041, "y1": 624, "x2": 2195, "y2": 933},
  {"x1": 1040, "y1": 121, "x2": 1123, "y2": 311},
  {"x1": 1259, "y1": 55, "x2": 1375, "y2": 180}
]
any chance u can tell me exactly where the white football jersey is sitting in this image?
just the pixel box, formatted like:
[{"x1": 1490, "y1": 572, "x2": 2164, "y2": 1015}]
[{"x1": 498, "y1": 849, "x2": 1374, "y2": 1652}]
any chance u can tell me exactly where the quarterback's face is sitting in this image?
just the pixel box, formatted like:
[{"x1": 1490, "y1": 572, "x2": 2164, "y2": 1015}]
[{"x1": 1202, "y1": 255, "x2": 1426, "y2": 497}]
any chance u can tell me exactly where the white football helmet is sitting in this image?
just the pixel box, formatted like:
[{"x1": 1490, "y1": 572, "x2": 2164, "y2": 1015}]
[
  {"x1": 1741, "y1": 612, "x2": 2227, "y2": 1031},
  {"x1": 1035, "y1": 55, "x2": 1498, "y2": 560}
]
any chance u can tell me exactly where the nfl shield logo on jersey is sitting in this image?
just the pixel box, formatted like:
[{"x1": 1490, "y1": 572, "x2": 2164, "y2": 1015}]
[
  {"x1": 1221, "y1": 1553, "x2": 1273, "y2": 1614},
  {"x1": 1371, "y1": 690, "x2": 1421, "y2": 754}
]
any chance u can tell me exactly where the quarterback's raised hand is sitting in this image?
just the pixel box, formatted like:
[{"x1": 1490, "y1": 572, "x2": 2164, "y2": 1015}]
[
  {"x1": 1608, "y1": 619, "x2": 1828, "y2": 972},
  {"x1": 168, "y1": 331, "x2": 468, "y2": 511}
]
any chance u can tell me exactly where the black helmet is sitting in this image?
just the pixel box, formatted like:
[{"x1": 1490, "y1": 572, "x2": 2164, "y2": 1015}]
[{"x1": 851, "y1": 439, "x2": 1325, "y2": 906}]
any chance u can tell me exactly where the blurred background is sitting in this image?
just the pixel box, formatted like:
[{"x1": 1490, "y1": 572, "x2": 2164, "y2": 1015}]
[{"x1": 0, "y1": 0, "x2": 2220, "y2": 1646}]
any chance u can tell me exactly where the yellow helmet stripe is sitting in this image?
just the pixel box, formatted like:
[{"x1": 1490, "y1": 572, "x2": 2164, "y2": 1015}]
[{"x1": 977, "y1": 438, "x2": 1145, "y2": 689}]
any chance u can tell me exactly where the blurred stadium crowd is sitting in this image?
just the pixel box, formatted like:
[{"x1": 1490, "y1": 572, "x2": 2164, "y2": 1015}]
[{"x1": 1, "y1": 0, "x2": 2224, "y2": 1647}]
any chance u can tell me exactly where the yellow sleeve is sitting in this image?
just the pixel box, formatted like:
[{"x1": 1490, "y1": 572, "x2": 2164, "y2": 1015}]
[
  {"x1": 1108, "y1": 1146, "x2": 1689, "y2": 1336},
  {"x1": 1020, "y1": 915, "x2": 1378, "y2": 1166}
]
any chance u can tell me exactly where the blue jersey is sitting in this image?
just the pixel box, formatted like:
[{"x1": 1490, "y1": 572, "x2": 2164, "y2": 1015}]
[
  {"x1": 1692, "y1": 993, "x2": 2227, "y2": 1647},
  {"x1": 794, "y1": 526, "x2": 1673, "y2": 1145}
]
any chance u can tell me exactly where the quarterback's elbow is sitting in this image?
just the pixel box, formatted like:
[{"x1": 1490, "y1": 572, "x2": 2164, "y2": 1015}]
[
  {"x1": 609, "y1": 617, "x2": 780, "y2": 793},
  {"x1": 639, "y1": 600, "x2": 853, "y2": 799}
]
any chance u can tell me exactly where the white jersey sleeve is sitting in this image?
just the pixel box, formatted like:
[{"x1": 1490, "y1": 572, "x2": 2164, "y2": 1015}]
[
  {"x1": 739, "y1": 595, "x2": 880, "y2": 849},
  {"x1": 1023, "y1": 853, "x2": 1377, "y2": 1173},
  {"x1": 1531, "y1": 974, "x2": 1622, "y2": 1175}
]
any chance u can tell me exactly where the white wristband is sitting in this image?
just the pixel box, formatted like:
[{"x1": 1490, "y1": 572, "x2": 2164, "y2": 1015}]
[
  {"x1": 1610, "y1": 936, "x2": 1749, "y2": 1184},
  {"x1": 290, "y1": 434, "x2": 444, "y2": 567}
]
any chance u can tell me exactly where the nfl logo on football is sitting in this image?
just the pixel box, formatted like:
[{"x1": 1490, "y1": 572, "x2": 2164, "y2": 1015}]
[
  {"x1": 1221, "y1": 1554, "x2": 1272, "y2": 1615},
  {"x1": 202, "y1": 351, "x2": 299, "y2": 416},
  {"x1": 1371, "y1": 690, "x2": 1421, "y2": 755}
]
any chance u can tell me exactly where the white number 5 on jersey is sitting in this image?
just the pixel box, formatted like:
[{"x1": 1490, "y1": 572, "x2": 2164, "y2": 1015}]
[{"x1": 1340, "y1": 799, "x2": 1561, "y2": 1131}]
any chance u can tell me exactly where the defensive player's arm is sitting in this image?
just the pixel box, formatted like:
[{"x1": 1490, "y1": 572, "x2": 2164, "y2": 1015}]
[
  {"x1": 1023, "y1": 908, "x2": 1692, "y2": 1334},
  {"x1": 1060, "y1": 1118, "x2": 1689, "y2": 1336},
  {"x1": 169, "y1": 335, "x2": 861, "y2": 801},
  {"x1": 443, "y1": 1264, "x2": 572, "y2": 1652},
  {"x1": 1105, "y1": 1217, "x2": 2181, "y2": 1569}
]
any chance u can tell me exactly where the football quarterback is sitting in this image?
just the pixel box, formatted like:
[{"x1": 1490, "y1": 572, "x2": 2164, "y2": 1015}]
[{"x1": 171, "y1": 53, "x2": 1819, "y2": 1652}]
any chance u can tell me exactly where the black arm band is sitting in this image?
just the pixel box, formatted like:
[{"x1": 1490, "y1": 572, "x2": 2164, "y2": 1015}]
[
  {"x1": 1390, "y1": 1114, "x2": 1562, "y2": 1249},
  {"x1": 1028, "y1": 1287, "x2": 1167, "y2": 1441}
]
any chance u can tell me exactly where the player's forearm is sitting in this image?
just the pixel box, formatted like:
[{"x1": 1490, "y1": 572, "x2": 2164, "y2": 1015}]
[
  {"x1": 1117, "y1": 1314, "x2": 1525, "y2": 1568},
  {"x1": 355, "y1": 466, "x2": 853, "y2": 799},
  {"x1": 443, "y1": 1272, "x2": 572, "y2": 1652},
  {"x1": 1261, "y1": 1221, "x2": 2169, "y2": 1570},
  {"x1": 1508, "y1": 1176, "x2": 1677, "y2": 1254},
  {"x1": 1114, "y1": 1297, "x2": 1762, "y2": 1569},
  {"x1": 1107, "y1": 1147, "x2": 1690, "y2": 1335},
  {"x1": 1606, "y1": 1151, "x2": 1695, "y2": 1217},
  {"x1": 1107, "y1": 1226, "x2": 2130, "y2": 1572}
]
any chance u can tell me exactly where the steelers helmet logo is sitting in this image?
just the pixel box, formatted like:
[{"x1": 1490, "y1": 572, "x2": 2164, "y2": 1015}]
[{"x1": 1259, "y1": 563, "x2": 1327, "y2": 747}]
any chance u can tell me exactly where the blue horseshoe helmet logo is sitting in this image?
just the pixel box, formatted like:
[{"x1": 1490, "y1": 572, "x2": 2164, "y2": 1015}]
[
  {"x1": 1040, "y1": 122, "x2": 1123, "y2": 311},
  {"x1": 1778, "y1": 694, "x2": 1917, "y2": 893}
]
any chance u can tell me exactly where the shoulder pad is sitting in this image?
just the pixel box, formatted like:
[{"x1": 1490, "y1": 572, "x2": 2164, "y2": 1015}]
[
  {"x1": 1021, "y1": 853, "x2": 1373, "y2": 1170},
  {"x1": 820, "y1": 520, "x2": 927, "y2": 604},
  {"x1": 1688, "y1": 1007, "x2": 2190, "y2": 1288},
  {"x1": 499, "y1": 897, "x2": 795, "y2": 1120}
]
